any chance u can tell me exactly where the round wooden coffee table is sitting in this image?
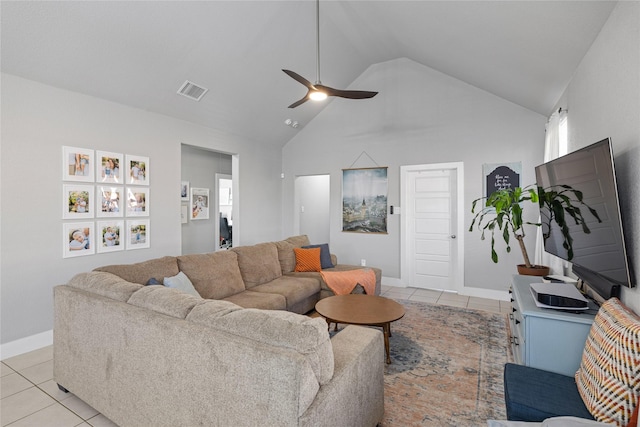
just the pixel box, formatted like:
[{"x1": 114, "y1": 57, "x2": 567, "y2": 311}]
[{"x1": 315, "y1": 294, "x2": 405, "y2": 364}]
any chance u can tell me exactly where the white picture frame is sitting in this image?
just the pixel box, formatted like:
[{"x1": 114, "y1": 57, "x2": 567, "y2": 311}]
[
  {"x1": 125, "y1": 154, "x2": 149, "y2": 185},
  {"x1": 125, "y1": 187, "x2": 149, "y2": 217},
  {"x1": 62, "y1": 184, "x2": 94, "y2": 219},
  {"x1": 97, "y1": 185, "x2": 124, "y2": 218},
  {"x1": 62, "y1": 146, "x2": 94, "y2": 182},
  {"x1": 181, "y1": 204, "x2": 188, "y2": 224},
  {"x1": 126, "y1": 219, "x2": 150, "y2": 250},
  {"x1": 63, "y1": 222, "x2": 95, "y2": 258},
  {"x1": 190, "y1": 187, "x2": 210, "y2": 220},
  {"x1": 96, "y1": 220, "x2": 124, "y2": 253},
  {"x1": 96, "y1": 151, "x2": 124, "y2": 184},
  {"x1": 181, "y1": 181, "x2": 190, "y2": 201}
]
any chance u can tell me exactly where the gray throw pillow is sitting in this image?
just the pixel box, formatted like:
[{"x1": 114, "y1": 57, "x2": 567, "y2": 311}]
[
  {"x1": 302, "y1": 243, "x2": 334, "y2": 269},
  {"x1": 163, "y1": 272, "x2": 200, "y2": 297}
]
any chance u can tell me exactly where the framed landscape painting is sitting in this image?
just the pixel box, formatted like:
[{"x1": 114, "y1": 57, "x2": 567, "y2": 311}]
[{"x1": 342, "y1": 167, "x2": 388, "y2": 234}]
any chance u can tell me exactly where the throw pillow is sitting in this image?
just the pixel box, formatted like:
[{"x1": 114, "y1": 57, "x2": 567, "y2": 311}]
[
  {"x1": 294, "y1": 247, "x2": 322, "y2": 272},
  {"x1": 145, "y1": 277, "x2": 162, "y2": 286},
  {"x1": 575, "y1": 298, "x2": 640, "y2": 426},
  {"x1": 302, "y1": 243, "x2": 334, "y2": 269},
  {"x1": 163, "y1": 271, "x2": 200, "y2": 297}
]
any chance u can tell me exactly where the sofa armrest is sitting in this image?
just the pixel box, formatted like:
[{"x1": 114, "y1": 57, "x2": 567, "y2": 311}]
[{"x1": 299, "y1": 325, "x2": 384, "y2": 427}]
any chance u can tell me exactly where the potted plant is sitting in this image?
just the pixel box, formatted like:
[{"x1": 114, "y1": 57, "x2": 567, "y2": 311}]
[{"x1": 469, "y1": 185, "x2": 601, "y2": 276}]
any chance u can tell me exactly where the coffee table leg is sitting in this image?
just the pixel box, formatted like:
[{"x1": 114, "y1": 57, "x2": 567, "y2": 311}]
[{"x1": 383, "y1": 323, "x2": 391, "y2": 364}]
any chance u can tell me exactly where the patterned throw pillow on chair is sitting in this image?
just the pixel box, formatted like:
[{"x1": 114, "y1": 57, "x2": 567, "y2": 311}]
[{"x1": 575, "y1": 298, "x2": 640, "y2": 427}]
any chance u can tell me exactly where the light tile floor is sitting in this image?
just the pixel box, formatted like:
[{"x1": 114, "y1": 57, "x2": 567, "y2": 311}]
[{"x1": 1, "y1": 286, "x2": 510, "y2": 427}]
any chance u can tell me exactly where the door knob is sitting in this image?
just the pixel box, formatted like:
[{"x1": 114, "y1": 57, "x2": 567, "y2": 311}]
[{"x1": 450, "y1": 235, "x2": 457, "y2": 239}]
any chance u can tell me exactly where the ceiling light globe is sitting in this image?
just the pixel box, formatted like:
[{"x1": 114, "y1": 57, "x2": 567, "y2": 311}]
[{"x1": 309, "y1": 91, "x2": 327, "y2": 101}]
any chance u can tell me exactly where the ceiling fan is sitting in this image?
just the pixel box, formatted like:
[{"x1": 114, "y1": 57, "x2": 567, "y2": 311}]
[{"x1": 283, "y1": 0, "x2": 378, "y2": 108}]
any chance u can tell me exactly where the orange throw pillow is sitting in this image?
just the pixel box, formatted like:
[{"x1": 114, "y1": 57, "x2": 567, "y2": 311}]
[{"x1": 294, "y1": 247, "x2": 321, "y2": 272}]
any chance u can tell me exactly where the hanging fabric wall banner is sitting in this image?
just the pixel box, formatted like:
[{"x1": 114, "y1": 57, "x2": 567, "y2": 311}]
[{"x1": 342, "y1": 167, "x2": 388, "y2": 234}]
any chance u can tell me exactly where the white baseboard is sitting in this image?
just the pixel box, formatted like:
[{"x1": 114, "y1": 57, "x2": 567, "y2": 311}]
[
  {"x1": 0, "y1": 330, "x2": 53, "y2": 360},
  {"x1": 459, "y1": 286, "x2": 510, "y2": 302}
]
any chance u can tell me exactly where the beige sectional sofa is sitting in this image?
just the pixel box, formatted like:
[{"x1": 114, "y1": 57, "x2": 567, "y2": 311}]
[
  {"x1": 94, "y1": 234, "x2": 382, "y2": 313},
  {"x1": 53, "y1": 236, "x2": 385, "y2": 426}
]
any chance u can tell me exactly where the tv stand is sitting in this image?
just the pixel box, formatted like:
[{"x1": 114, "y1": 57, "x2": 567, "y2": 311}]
[{"x1": 508, "y1": 275, "x2": 597, "y2": 376}]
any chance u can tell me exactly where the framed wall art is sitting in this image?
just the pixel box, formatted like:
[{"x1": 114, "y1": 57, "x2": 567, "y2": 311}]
[
  {"x1": 126, "y1": 187, "x2": 149, "y2": 217},
  {"x1": 483, "y1": 162, "x2": 521, "y2": 199},
  {"x1": 96, "y1": 151, "x2": 123, "y2": 183},
  {"x1": 181, "y1": 181, "x2": 190, "y2": 201},
  {"x1": 62, "y1": 146, "x2": 94, "y2": 182},
  {"x1": 126, "y1": 219, "x2": 150, "y2": 250},
  {"x1": 97, "y1": 185, "x2": 123, "y2": 217},
  {"x1": 190, "y1": 187, "x2": 209, "y2": 220},
  {"x1": 96, "y1": 220, "x2": 124, "y2": 253},
  {"x1": 62, "y1": 222, "x2": 95, "y2": 258},
  {"x1": 62, "y1": 184, "x2": 94, "y2": 219},
  {"x1": 342, "y1": 167, "x2": 388, "y2": 234},
  {"x1": 126, "y1": 154, "x2": 149, "y2": 185}
]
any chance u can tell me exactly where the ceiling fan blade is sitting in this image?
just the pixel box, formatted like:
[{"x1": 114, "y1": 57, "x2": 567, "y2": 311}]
[
  {"x1": 282, "y1": 69, "x2": 315, "y2": 90},
  {"x1": 317, "y1": 85, "x2": 378, "y2": 99},
  {"x1": 288, "y1": 95, "x2": 310, "y2": 109}
]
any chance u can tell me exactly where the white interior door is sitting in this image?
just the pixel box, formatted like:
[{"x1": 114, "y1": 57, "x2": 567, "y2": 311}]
[{"x1": 401, "y1": 163, "x2": 464, "y2": 292}]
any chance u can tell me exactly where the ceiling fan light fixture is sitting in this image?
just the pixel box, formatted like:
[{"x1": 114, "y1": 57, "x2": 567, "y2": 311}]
[{"x1": 309, "y1": 90, "x2": 327, "y2": 101}]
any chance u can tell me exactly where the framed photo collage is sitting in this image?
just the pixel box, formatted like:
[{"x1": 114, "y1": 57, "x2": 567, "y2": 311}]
[{"x1": 62, "y1": 146, "x2": 150, "y2": 258}]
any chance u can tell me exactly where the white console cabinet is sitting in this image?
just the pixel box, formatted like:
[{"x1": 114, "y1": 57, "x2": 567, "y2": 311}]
[{"x1": 508, "y1": 275, "x2": 598, "y2": 376}]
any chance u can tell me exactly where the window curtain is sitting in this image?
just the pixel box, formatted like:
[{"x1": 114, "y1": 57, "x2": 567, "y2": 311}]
[{"x1": 534, "y1": 109, "x2": 568, "y2": 273}]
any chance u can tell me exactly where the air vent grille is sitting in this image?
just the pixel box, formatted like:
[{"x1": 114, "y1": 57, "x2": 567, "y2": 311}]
[{"x1": 177, "y1": 80, "x2": 208, "y2": 101}]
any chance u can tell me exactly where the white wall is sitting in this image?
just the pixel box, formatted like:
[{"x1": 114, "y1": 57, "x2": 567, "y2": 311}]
[
  {"x1": 0, "y1": 74, "x2": 283, "y2": 351},
  {"x1": 555, "y1": 1, "x2": 640, "y2": 312},
  {"x1": 282, "y1": 58, "x2": 547, "y2": 294}
]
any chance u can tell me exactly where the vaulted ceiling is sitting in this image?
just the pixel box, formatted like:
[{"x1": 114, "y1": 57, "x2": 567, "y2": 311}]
[{"x1": 1, "y1": 1, "x2": 617, "y2": 147}]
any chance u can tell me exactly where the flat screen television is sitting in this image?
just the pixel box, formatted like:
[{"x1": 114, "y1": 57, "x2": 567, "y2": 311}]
[{"x1": 535, "y1": 138, "x2": 633, "y2": 302}]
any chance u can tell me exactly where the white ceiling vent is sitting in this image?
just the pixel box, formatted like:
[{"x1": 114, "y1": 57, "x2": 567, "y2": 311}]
[{"x1": 177, "y1": 80, "x2": 208, "y2": 101}]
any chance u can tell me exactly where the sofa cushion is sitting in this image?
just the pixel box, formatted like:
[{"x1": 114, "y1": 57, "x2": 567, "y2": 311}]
[
  {"x1": 294, "y1": 247, "x2": 322, "y2": 272},
  {"x1": 127, "y1": 285, "x2": 203, "y2": 319},
  {"x1": 189, "y1": 308, "x2": 334, "y2": 385},
  {"x1": 250, "y1": 276, "x2": 321, "y2": 310},
  {"x1": 185, "y1": 299, "x2": 243, "y2": 322},
  {"x1": 222, "y1": 290, "x2": 287, "y2": 311},
  {"x1": 177, "y1": 252, "x2": 246, "y2": 299},
  {"x1": 94, "y1": 256, "x2": 179, "y2": 285},
  {"x1": 504, "y1": 363, "x2": 594, "y2": 422},
  {"x1": 163, "y1": 271, "x2": 200, "y2": 297},
  {"x1": 67, "y1": 271, "x2": 143, "y2": 301},
  {"x1": 231, "y1": 242, "x2": 282, "y2": 288},
  {"x1": 302, "y1": 243, "x2": 334, "y2": 269},
  {"x1": 274, "y1": 240, "x2": 296, "y2": 273},
  {"x1": 575, "y1": 298, "x2": 640, "y2": 426},
  {"x1": 286, "y1": 234, "x2": 311, "y2": 248}
]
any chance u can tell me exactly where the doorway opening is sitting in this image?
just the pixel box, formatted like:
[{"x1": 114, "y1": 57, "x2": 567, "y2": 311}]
[
  {"x1": 294, "y1": 174, "x2": 330, "y2": 244},
  {"x1": 180, "y1": 144, "x2": 235, "y2": 254}
]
